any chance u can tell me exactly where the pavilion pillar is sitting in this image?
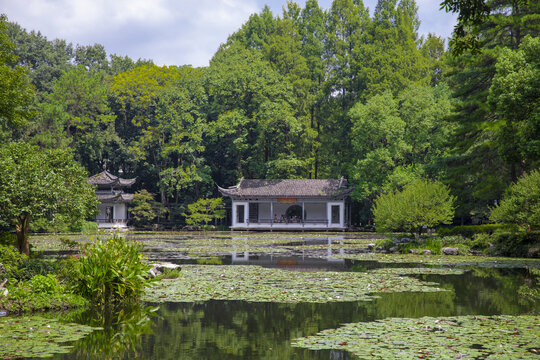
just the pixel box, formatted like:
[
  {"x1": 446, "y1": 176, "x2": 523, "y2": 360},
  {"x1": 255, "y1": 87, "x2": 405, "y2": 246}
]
[{"x1": 302, "y1": 201, "x2": 305, "y2": 223}]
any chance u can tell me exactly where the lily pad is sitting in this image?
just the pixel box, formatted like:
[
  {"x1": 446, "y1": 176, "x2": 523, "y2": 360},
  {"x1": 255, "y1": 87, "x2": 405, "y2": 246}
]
[
  {"x1": 336, "y1": 253, "x2": 540, "y2": 268},
  {"x1": 292, "y1": 315, "x2": 539, "y2": 359},
  {"x1": 143, "y1": 265, "x2": 447, "y2": 303},
  {"x1": 0, "y1": 316, "x2": 100, "y2": 358},
  {"x1": 370, "y1": 267, "x2": 466, "y2": 275}
]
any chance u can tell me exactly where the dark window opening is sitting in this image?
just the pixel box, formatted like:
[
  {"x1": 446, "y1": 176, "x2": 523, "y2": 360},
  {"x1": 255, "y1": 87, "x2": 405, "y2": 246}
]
[
  {"x1": 237, "y1": 205, "x2": 245, "y2": 223},
  {"x1": 249, "y1": 203, "x2": 259, "y2": 223},
  {"x1": 331, "y1": 205, "x2": 340, "y2": 224}
]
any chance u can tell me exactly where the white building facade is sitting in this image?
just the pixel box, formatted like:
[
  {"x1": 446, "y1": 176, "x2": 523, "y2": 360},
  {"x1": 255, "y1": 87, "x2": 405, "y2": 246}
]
[
  {"x1": 88, "y1": 170, "x2": 135, "y2": 229},
  {"x1": 218, "y1": 178, "x2": 352, "y2": 231}
]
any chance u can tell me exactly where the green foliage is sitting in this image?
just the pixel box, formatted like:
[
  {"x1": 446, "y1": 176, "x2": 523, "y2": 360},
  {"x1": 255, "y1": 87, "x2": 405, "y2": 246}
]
[
  {"x1": 0, "y1": 14, "x2": 34, "y2": 140},
  {"x1": 28, "y1": 274, "x2": 60, "y2": 295},
  {"x1": 437, "y1": 224, "x2": 512, "y2": 238},
  {"x1": 0, "y1": 244, "x2": 27, "y2": 279},
  {"x1": 17, "y1": 258, "x2": 58, "y2": 280},
  {"x1": 183, "y1": 198, "x2": 225, "y2": 227},
  {"x1": 154, "y1": 268, "x2": 181, "y2": 280},
  {"x1": 131, "y1": 190, "x2": 167, "y2": 227},
  {"x1": 373, "y1": 179, "x2": 455, "y2": 236},
  {"x1": 490, "y1": 170, "x2": 540, "y2": 227},
  {"x1": 73, "y1": 235, "x2": 153, "y2": 305},
  {"x1": 0, "y1": 142, "x2": 98, "y2": 255}
]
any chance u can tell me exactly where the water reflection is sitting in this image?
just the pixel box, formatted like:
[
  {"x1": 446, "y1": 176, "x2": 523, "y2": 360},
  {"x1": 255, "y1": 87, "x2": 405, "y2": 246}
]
[
  {"x1": 47, "y1": 265, "x2": 538, "y2": 360},
  {"x1": 55, "y1": 304, "x2": 156, "y2": 359}
]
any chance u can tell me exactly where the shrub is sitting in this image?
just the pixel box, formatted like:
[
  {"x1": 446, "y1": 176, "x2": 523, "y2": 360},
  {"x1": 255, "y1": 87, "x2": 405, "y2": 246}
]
[
  {"x1": 490, "y1": 170, "x2": 540, "y2": 228},
  {"x1": 0, "y1": 278, "x2": 86, "y2": 313},
  {"x1": 0, "y1": 244, "x2": 27, "y2": 279},
  {"x1": 73, "y1": 235, "x2": 153, "y2": 305},
  {"x1": 437, "y1": 224, "x2": 512, "y2": 238},
  {"x1": 183, "y1": 198, "x2": 225, "y2": 227},
  {"x1": 373, "y1": 179, "x2": 455, "y2": 237},
  {"x1": 17, "y1": 258, "x2": 58, "y2": 280},
  {"x1": 29, "y1": 274, "x2": 60, "y2": 295}
]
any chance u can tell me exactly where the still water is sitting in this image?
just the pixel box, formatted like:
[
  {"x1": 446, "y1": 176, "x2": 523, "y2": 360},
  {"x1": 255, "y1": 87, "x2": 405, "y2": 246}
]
[{"x1": 40, "y1": 233, "x2": 539, "y2": 359}]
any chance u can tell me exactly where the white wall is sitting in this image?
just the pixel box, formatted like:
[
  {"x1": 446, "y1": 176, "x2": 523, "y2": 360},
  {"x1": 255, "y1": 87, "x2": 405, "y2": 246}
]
[{"x1": 305, "y1": 203, "x2": 326, "y2": 220}]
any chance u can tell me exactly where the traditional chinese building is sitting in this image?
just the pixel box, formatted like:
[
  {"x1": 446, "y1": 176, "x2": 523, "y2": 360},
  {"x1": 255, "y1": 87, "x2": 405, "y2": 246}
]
[
  {"x1": 88, "y1": 170, "x2": 135, "y2": 229},
  {"x1": 218, "y1": 178, "x2": 352, "y2": 231}
]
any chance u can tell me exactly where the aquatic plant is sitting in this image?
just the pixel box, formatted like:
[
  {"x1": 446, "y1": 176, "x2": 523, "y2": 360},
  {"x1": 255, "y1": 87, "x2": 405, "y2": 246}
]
[
  {"x1": 292, "y1": 315, "x2": 539, "y2": 359},
  {"x1": 0, "y1": 316, "x2": 100, "y2": 358},
  {"x1": 144, "y1": 265, "x2": 448, "y2": 303},
  {"x1": 72, "y1": 235, "x2": 153, "y2": 305}
]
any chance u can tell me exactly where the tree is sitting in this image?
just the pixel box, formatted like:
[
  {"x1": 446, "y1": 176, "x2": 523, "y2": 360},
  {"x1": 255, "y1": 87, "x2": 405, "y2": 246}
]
[
  {"x1": 183, "y1": 198, "x2": 225, "y2": 227},
  {"x1": 0, "y1": 142, "x2": 98, "y2": 255},
  {"x1": 130, "y1": 190, "x2": 167, "y2": 227},
  {"x1": 490, "y1": 170, "x2": 540, "y2": 228},
  {"x1": 488, "y1": 36, "x2": 540, "y2": 175},
  {"x1": 0, "y1": 15, "x2": 33, "y2": 140},
  {"x1": 373, "y1": 179, "x2": 455, "y2": 237}
]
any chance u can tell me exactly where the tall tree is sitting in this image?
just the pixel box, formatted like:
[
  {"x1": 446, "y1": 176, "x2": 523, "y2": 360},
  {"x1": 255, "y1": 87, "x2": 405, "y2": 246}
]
[
  {"x1": 0, "y1": 142, "x2": 97, "y2": 255},
  {"x1": 0, "y1": 15, "x2": 34, "y2": 140},
  {"x1": 442, "y1": 0, "x2": 539, "y2": 222}
]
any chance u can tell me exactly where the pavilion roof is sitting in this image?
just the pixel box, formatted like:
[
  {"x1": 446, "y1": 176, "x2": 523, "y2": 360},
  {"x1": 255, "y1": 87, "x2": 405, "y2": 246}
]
[
  {"x1": 88, "y1": 170, "x2": 136, "y2": 188},
  {"x1": 217, "y1": 178, "x2": 352, "y2": 199}
]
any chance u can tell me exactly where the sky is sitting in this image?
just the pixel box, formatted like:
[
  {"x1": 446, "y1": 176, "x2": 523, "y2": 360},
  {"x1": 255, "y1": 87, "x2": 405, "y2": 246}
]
[{"x1": 1, "y1": 0, "x2": 457, "y2": 68}]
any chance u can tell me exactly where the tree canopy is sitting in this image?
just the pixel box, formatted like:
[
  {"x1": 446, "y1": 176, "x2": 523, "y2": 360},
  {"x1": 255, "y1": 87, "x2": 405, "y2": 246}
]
[{"x1": 0, "y1": 142, "x2": 98, "y2": 255}]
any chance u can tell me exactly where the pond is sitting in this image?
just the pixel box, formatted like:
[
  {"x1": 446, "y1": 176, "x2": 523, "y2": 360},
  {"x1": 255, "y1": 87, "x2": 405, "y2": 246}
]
[{"x1": 11, "y1": 233, "x2": 540, "y2": 359}]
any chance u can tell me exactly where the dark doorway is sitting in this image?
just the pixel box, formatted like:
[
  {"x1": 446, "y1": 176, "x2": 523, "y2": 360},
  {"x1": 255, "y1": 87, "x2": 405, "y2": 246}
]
[
  {"x1": 286, "y1": 205, "x2": 304, "y2": 221},
  {"x1": 236, "y1": 205, "x2": 245, "y2": 223},
  {"x1": 331, "y1": 205, "x2": 340, "y2": 224}
]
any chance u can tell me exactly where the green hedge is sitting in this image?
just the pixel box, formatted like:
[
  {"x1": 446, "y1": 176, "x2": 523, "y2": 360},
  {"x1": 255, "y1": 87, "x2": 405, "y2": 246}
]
[{"x1": 437, "y1": 224, "x2": 515, "y2": 238}]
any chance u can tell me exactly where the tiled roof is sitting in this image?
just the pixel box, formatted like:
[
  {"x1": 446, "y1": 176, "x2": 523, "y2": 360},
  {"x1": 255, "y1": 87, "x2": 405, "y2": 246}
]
[
  {"x1": 218, "y1": 178, "x2": 352, "y2": 199},
  {"x1": 88, "y1": 170, "x2": 136, "y2": 187}
]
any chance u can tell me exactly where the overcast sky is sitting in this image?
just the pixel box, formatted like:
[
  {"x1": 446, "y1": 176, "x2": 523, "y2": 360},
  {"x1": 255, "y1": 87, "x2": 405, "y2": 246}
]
[{"x1": 2, "y1": 0, "x2": 456, "y2": 68}]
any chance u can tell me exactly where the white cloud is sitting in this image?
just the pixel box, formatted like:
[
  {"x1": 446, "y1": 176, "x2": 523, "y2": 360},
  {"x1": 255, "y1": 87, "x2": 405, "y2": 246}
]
[
  {"x1": 2, "y1": 0, "x2": 455, "y2": 67},
  {"x1": 3, "y1": 0, "x2": 258, "y2": 67}
]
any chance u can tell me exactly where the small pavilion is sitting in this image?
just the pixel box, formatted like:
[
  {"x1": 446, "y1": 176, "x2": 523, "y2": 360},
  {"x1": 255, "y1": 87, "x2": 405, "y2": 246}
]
[
  {"x1": 88, "y1": 170, "x2": 136, "y2": 229},
  {"x1": 217, "y1": 178, "x2": 352, "y2": 231}
]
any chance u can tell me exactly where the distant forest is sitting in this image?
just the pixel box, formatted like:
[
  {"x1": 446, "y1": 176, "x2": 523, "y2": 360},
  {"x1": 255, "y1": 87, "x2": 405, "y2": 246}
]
[{"x1": 1, "y1": 0, "x2": 539, "y2": 226}]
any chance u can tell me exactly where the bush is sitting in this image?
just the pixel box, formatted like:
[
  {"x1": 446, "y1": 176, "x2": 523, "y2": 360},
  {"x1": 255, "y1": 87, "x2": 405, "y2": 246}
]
[
  {"x1": 0, "y1": 244, "x2": 27, "y2": 279},
  {"x1": 490, "y1": 170, "x2": 540, "y2": 227},
  {"x1": 373, "y1": 179, "x2": 455, "y2": 237},
  {"x1": 73, "y1": 235, "x2": 153, "y2": 305},
  {"x1": 437, "y1": 224, "x2": 513, "y2": 238},
  {"x1": 29, "y1": 274, "x2": 61, "y2": 295},
  {"x1": 0, "y1": 278, "x2": 86, "y2": 313},
  {"x1": 492, "y1": 231, "x2": 540, "y2": 257},
  {"x1": 17, "y1": 258, "x2": 58, "y2": 280}
]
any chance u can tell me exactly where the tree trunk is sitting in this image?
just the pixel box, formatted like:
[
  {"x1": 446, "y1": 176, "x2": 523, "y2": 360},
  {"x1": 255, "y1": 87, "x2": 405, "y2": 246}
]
[{"x1": 15, "y1": 213, "x2": 30, "y2": 256}]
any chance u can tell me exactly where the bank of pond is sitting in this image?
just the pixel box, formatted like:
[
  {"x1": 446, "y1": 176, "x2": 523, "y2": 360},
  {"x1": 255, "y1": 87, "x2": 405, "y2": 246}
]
[{"x1": 0, "y1": 232, "x2": 538, "y2": 359}]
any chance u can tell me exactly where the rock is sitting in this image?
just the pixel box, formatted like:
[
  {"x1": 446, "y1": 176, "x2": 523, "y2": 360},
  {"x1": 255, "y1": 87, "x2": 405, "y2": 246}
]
[
  {"x1": 147, "y1": 268, "x2": 161, "y2": 278},
  {"x1": 148, "y1": 263, "x2": 181, "y2": 278},
  {"x1": 408, "y1": 249, "x2": 418, "y2": 254},
  {"x1": 423, "y1": 250, "x2": 432, "y2": 255},
  {"x1": 442, "y1": 247, "x2": 459, "y2": 255},
  {"x1": 154, "y1": 263, "x2": 181, "y2": 273},
  {"x1": 367, "y1": 243, "x2": 375, "y2": 251},
  {"x1": 0, "y1": 311, "x2": 6, "y2": 317},
  {"x1": 389, "y1": 247, "x2": 399, "y2": 253},
  {"x1": 375, "y1": 246, "x2": 384, "y2": 252},
  {"x1": 400, "y1": 238, "x2": 412, "y2": 244}
]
